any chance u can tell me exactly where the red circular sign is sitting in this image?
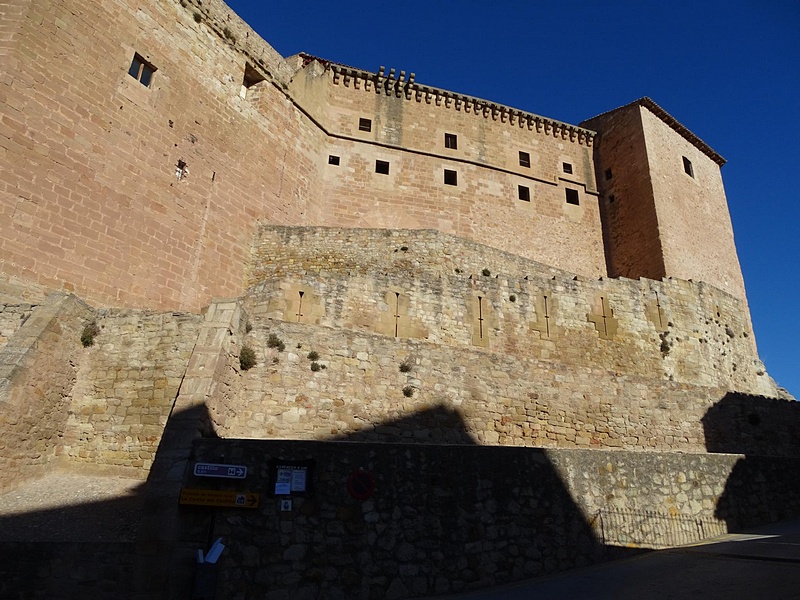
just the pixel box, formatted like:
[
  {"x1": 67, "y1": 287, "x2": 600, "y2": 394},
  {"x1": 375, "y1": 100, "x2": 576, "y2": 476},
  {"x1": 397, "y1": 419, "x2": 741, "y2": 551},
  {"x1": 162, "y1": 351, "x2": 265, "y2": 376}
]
[{"x1": 346, "y1": 470, "x2": 376, "y2": 500}]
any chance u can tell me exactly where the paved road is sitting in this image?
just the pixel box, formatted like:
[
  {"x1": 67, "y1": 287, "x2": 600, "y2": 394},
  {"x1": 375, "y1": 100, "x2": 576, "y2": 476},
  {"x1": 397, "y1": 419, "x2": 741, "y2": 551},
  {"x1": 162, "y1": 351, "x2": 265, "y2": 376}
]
[{"x1": 432, "y1": 519, "x2": 800, "y2": 600}]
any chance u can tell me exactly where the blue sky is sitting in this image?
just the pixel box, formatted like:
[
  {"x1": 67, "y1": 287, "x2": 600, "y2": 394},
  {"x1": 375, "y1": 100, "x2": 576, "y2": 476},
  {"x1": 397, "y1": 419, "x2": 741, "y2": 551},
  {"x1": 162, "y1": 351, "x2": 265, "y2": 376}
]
[{"x1": 227, "y1": 0, "x2": 799, "y2": 397}]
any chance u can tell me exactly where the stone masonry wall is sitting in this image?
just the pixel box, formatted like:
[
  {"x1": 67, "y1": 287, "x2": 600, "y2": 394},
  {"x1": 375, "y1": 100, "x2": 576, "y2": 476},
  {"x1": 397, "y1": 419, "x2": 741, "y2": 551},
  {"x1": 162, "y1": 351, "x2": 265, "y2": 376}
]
[
  {"x1": 0, "y1": 302, "x2": 36, "y2": 353},
  {"x1": 289, "y1": 64, "x2": 606, "y2": 279},
  {"x1": 0, "y1": 0, "x2": 325, "y2": 311},
  {"x1": 246, "y1": 226, "x2": 775, "y2": 395},
  {"x1": 183, "y1": 439, "x2": 800, "y2": 599},
  {"x1": 60, "y1": 309, "x2": 202, "y2": 476},
  {"x1": 0, "y1": 294, "x2": 94, "y2": 492}
]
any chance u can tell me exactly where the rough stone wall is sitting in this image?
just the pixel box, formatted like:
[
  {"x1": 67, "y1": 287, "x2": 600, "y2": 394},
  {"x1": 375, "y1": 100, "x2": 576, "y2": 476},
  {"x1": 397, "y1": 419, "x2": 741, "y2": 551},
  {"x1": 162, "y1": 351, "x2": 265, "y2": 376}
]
[
  {"x1": 0, "y1": 0, "x2": 324, "y2": 311},
  {"x1": 60, "y1": 309, "x2": 202, "y2": 476},
  {"x1": 0, "y1": 302, "x2": 36, "y2": 353},
  {"x1": 184, "y1": 439, "x2": 800, "y2": 599},
  {"x1": 246, "y1": 226, "x2": 774, "y2": 395},
  {"x1": 289, "y1": 65, "x2": 606, "y2": 278},
  {"x1": 0, "y1": 294, "x2": 94, "y2": 491}
]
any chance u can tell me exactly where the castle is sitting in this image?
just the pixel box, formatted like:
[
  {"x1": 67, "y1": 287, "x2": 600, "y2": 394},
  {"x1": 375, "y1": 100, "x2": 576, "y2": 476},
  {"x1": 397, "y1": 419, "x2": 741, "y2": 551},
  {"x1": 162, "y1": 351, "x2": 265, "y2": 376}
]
[{"x1": 1, "y1": 0, "x2": 799, "y2": 598}]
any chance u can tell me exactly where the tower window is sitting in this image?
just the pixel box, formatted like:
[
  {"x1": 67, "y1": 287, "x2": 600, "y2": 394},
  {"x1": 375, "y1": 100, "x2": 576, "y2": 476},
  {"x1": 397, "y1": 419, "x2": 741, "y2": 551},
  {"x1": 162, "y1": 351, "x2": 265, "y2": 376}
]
[
  {"x1": 444, "y1": 169, "x2": 458, "y2": 186},
  {"x1": 562, "y1": 162, "x2": 573, "y2": 174},
  {"x1": 519, "y1": 151, "x2": 531, "y2": 168},
  {"x1": 604, "y1": 169, "x2": 613, "y2": 180},
  {"x1": 444, "y1": 133, "x2": 458, "y2": 149},
  {"x1": 328, "y1": 155, "x2": 340, "y2": 166},
  {"x1": 565, "y1": 188, "x2": 580, "y2": 205},
  {"x1": 128, "y1": 53, "x2": 155, "y2": 87},
  {"x1": 518, "y1": 185, "x2": 530, "y2": 202},
  {"x1": 683, "y1": 156, "x2": 694, "y2": 178},
  {"x1": 375, "y1": 160, "x2": 389, "y2": 175},
  {"x1": 359, "y1": 118, "x2": 372, "y2": 132}
]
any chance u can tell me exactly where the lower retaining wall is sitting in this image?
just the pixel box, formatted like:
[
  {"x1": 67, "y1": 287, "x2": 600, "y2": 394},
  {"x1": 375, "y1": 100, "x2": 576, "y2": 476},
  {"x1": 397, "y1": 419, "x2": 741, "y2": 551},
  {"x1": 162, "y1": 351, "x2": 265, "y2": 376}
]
[{"x1": 179, "y1": 439, "x2": 800, "y2": 599}]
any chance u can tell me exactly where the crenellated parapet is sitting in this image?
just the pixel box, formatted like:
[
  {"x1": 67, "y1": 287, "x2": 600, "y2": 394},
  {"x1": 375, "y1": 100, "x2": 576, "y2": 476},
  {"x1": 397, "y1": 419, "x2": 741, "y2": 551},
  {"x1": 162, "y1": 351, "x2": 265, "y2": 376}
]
[{"x1": 328, "y1": 62, "x2": 595, "y2": 146}]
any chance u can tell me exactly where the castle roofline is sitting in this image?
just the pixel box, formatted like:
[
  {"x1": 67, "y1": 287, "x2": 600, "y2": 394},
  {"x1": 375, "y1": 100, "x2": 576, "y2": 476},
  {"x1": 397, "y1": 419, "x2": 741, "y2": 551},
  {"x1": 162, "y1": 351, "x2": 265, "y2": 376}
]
[
  {"x1": 583, "y1": 97, "x2": 726, "y2": 166},
  {"x1": 303, "y1": 56, "x2": 596, "y2": 144}
]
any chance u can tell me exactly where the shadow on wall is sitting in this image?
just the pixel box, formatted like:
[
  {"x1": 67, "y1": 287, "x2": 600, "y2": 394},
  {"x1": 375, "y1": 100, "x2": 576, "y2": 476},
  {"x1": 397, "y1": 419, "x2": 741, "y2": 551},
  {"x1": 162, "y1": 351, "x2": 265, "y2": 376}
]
[
  {"x1": 188, "y1": 405, "x2": 645, "y2": 599},
  {"x1": 0, "y1": 402, "x2": 636, "y2": 599},
  {"x1": 0, "y1": 403, "x2": 219, "y2": 600},
  {"x1": 704, "y1": 392, "x2": 800, "y2": 533},
  {"x1": 702, "y1": 392, "x2": 800, "y2": 456}
]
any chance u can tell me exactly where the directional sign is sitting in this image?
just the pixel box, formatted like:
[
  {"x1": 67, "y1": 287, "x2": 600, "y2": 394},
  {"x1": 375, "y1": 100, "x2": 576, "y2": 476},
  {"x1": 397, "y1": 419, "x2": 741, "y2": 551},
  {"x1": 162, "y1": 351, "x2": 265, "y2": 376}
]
[
  {"x1": 193, "y1": 463, "x2": 247, "y2": 479},
  {"x1": 180, "y1": 488, "x2": 259, "y2": 509}
]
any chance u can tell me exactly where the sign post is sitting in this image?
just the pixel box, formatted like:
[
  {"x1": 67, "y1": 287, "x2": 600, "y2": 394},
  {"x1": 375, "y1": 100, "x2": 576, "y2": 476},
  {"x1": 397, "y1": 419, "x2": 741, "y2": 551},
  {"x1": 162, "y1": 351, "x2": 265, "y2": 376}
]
[{"x1": 193, "y1": 463, "x2": 247, "y2": 479}]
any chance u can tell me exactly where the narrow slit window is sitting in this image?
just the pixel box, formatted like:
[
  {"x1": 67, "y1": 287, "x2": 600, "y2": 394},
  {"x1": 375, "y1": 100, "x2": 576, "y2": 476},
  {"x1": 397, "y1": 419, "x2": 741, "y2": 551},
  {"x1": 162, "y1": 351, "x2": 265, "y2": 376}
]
[
  {"x1": 375, "y1": 160, "x2": 389, "y2": 175},
  {"x1": 328, "y1": 155, "x2": 340, "y2": 166},
  {"x1": 444, "y1": 133, "x2": 458, "y2": 149},
  {"x1": 128, "y1": 53, "x2": 155, "y2": 87},
  {"x1": 358, "y1": 118, "x2": 372, "y2": 132},
  {"x1": 604, "y1": 168, "x2": 613, "y2": 180},
  {"x1": 565, "y1": 188, "x2": 580, "y2": 205},
  {"x1": 683, "y1": 156, "x2": 694, "y2": 178},
  {"x1": 562, "y1": 162, "x2": 573, "y2": 174},
  {"x1": 518, "y1": 185, "x2": 530, "y2": 202},
  {"x1": 444, "y1": 169, "x2": 458, "y2": 186},
  {"x1": 608, "y1": 194, "x2": 616, "y2": 204},
  {"x1": 519, "y1": 151, "x2": 531, "y2": 168}
]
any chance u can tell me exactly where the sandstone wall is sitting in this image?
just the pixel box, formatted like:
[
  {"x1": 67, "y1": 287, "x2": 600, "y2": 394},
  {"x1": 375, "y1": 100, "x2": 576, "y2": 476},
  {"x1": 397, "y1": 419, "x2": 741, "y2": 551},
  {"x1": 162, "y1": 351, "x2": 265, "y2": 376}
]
[
  {"x1": 0, "y1": 302, "x2": 36, "y2": 353},
  {"x1": 0, "y1": 294, "x2": 94, "y2": 491},
  {"x1": 585, "y1": 101, "x2": 747, "y2": 303},
  {"x1": 289, "y1": 64, "x2": 606, "y2": 278},
  {"x1": 60, "y1": 308, "x2": 202, "y2": 476},
  {"x1": 0, "y1": 0, "x2": 325, "y2": 311}
]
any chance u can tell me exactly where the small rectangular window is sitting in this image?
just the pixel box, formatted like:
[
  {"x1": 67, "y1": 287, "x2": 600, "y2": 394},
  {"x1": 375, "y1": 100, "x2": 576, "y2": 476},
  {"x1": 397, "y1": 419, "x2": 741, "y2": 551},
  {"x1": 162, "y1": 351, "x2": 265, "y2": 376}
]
[
  {"x1": 328, "y1": 155, "x2": 340, "y2": 166},
  {"x1": 444, "y1": 169, "x2": 458, "y2": 186},
  {"x1": 519, "y1": 151, "x2": 531, "y2": 168},
  {"x1": 444, "y1": 133, "x2": 458, "y2": 149},
  {"x1": 375, "y1": 160, "x2": 389, "y2": 175},
  {"x1": 562, "y1": 162, "x2": 573, "y2": 174},
  {"x1": 565, "y1": 188, "x2": 580, "y2": 205},
  {"x1": 683, "y1": 156, "x2": 694, "y2": 178},
  {"x1": 359, "y1": 118, "x2": 372, "y2": 132},
  {"x1": 604, "y1": 169, "x2": 613, "y2": 180},
  {"x1": 608, "y1": 194, "x2": 616, "y2": 204},
  {"x1": 518, "y1": 185, "x2": 530, "y2": 202},
  {"x1": 128, "y1": 53, "x2": 155, "y2": 87}
]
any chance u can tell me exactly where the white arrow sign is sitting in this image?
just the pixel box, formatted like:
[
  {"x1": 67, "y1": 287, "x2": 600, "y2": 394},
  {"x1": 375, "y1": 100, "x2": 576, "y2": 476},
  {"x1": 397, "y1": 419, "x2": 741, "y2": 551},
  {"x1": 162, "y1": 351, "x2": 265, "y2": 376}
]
[{"x1": 193, "y1": 463, "x2": 248, "y2": 479}]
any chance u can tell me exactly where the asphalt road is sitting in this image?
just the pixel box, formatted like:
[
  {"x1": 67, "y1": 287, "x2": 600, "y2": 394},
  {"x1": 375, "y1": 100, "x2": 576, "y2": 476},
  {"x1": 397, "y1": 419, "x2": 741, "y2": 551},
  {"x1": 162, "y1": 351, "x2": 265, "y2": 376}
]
[{"x1": 432, "y1": 519, "x2": 800, "y2": 600}]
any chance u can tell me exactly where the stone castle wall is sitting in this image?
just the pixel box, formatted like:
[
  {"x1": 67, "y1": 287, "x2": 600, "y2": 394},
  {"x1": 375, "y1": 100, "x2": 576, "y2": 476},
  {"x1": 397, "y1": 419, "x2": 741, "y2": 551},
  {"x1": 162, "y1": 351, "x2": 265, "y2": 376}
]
[
  {"x1": 1, "y1": 0, "x2": 746, "y2": 318},
  {"x1": 60, "y1": 309, "x2": 202, "y2": 476},
  {"x1": 183, "y1": 439, "x2": 800, "y2": 599},
  {"x1": 0, "y1": 294, "x2": 93, "y2": 491}
]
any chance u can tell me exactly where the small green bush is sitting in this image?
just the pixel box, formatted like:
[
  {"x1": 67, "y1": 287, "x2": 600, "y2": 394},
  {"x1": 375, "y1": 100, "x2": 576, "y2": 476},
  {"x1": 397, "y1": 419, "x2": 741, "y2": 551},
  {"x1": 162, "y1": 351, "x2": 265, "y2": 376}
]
[
  {"x1": 81, "y1": 321, "x2": 100, "y2": 347},
  {"x1": 307, "y1": 350, "x2": 320, "y2": 361},
  {"x1": 402, "y1": 386, "x2": 414, "y2": 398},
  {"x1": 240, "y1": 344, "x2": 256, "y2": 370},
  {"x1": 310, "y1": 362, "x2": 321, "y2": 372},
  {"x1": 481, "y1": 268, "x2": 491, "y2": 277},
  {"x1": 509, "y1": 294, "x2": 517, "y2": 302},
  {"x1": 193, "y1": 11, "x2": 201, "y2": 22},
  {"x1": 399, "y1": 360, "x2": 412, "y2": 373},
  {"x1": 267, "y1": 333, "x2": 285, "y2": 352}
]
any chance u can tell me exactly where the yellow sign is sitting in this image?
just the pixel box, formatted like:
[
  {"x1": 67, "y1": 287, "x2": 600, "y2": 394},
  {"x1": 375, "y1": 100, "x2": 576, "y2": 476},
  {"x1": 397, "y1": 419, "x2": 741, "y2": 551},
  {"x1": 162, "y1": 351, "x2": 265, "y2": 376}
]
[{"x1": 180, "y1": 488, "x2": 259, "y2": 509}]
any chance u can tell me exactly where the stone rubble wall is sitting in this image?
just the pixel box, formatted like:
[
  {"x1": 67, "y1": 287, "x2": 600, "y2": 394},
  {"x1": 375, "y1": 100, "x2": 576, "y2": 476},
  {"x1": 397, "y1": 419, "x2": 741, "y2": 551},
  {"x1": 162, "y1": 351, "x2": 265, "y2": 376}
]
[
  {"x1": 184, "y1": 439, "x2": 800, "y2": 599},
  {"x1": 0, "y1": 302, "x2": 37, "y2": 354},
  {"x1": 60, "y1": 309, "x2": 203, "y2": 477},
  {"x1": 0, "y1": 294, "x2": 94, "y2": 492}
]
